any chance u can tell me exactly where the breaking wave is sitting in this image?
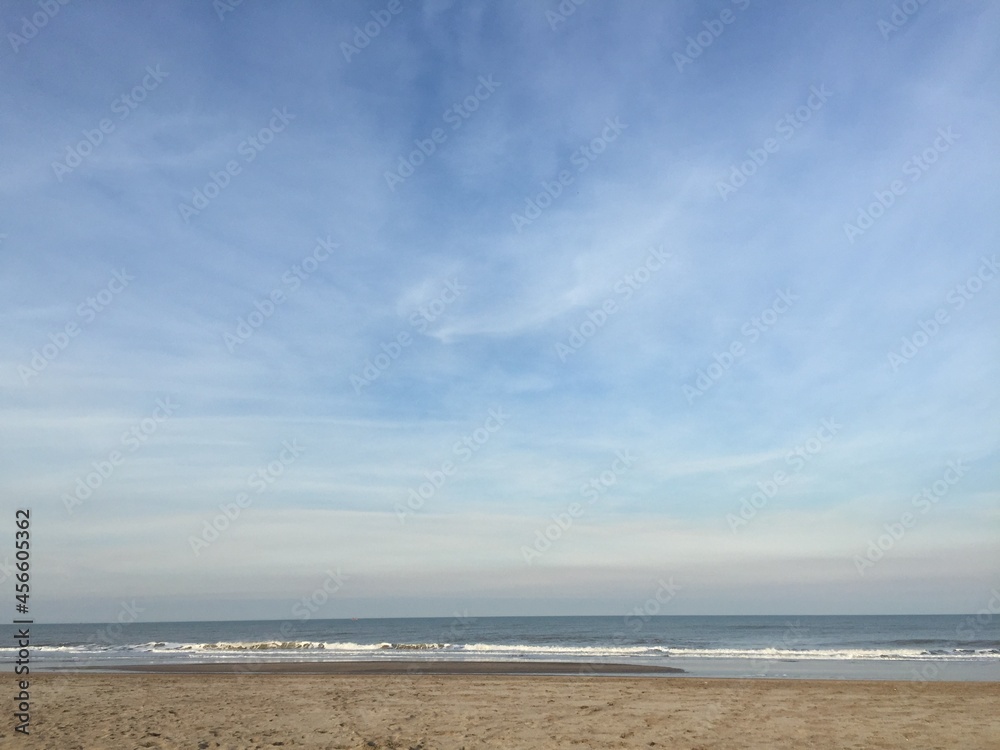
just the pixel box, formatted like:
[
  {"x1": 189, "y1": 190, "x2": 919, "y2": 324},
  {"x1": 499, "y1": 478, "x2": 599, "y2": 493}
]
[{"x1": 8, "y1": 641, "x2": 999, "y2": 661}]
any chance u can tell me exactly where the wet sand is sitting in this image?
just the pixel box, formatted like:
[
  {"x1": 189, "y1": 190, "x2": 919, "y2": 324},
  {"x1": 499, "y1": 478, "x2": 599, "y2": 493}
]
[{"x1": 106, "y1": 659, "x2": 683, "y2": 675}]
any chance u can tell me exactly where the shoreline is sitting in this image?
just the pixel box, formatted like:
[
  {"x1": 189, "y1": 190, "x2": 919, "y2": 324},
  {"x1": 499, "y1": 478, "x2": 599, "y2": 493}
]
[{"x1": 76, "y1": 659, "x2": 684, "y2": 675}]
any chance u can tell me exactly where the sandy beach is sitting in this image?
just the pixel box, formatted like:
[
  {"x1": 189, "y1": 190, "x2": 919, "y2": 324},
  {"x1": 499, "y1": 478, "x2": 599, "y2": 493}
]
[{"x1": 7, "y1": 664, "x2": 999, "y2": 749}]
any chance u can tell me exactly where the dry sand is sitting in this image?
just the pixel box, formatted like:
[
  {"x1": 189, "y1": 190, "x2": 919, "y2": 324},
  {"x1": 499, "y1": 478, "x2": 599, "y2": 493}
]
[{"x1": 7, "y1": 664, "x2": 999, "y2": 749}]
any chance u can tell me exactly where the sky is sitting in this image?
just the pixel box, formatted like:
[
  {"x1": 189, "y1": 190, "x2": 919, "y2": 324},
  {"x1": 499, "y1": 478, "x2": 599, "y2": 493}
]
[{"x1": 1, "y1": 0, "x2": 998, "y2": 623}]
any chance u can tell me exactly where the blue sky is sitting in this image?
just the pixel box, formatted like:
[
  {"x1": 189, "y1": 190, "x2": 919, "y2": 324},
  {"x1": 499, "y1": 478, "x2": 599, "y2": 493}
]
[{"x1": 1, "y1": 0, "x2": 997, "y2": 622}]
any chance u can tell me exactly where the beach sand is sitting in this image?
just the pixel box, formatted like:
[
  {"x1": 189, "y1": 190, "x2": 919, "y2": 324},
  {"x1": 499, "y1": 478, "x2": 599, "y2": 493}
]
[{"x1": 8, "y1": 663, "x2": 999, "y2": 749}]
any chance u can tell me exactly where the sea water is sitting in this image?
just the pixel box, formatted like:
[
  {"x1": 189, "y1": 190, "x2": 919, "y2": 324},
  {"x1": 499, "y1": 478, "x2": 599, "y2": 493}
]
[{"x1": 7, "y1": 614, "x2": 999, "y2": 680}]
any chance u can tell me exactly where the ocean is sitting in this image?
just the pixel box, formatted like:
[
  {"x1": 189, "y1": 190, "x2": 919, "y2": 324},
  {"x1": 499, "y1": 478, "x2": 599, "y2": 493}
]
[{"x1": 10, "y1": 614, "x2": 1000, "y2": 681}]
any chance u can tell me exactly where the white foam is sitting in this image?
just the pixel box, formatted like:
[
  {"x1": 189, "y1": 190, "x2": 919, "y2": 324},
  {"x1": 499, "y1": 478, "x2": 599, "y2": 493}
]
[{"x1": 9, "y1": 641, "x2": 1000, "y2": 662}]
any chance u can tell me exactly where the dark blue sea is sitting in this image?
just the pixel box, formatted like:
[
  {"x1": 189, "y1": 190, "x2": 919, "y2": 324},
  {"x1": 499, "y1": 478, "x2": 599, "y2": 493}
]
[{"x1": 9, "y1": 615, "x2": 1000, "y2": 681}]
